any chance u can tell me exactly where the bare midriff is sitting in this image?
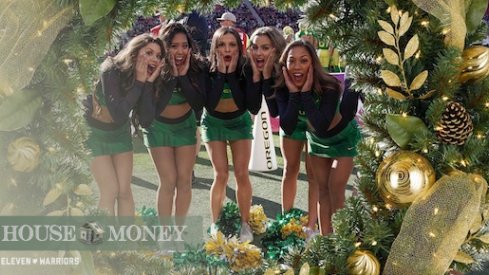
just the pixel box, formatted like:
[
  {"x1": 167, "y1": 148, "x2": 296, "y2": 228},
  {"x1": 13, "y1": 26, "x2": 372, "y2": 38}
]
[
  {"x1": 214, "y1": 98, "x2": 239, "y2": 113},
  {"x1": 160, "y1": 103, "x2": 191, "y2": 118}
]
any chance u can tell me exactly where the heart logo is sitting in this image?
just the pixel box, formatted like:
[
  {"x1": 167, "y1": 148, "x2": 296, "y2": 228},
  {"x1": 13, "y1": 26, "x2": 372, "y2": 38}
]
[{"x1": 32, "y1": 258, "x2": 38, "y2": 264}]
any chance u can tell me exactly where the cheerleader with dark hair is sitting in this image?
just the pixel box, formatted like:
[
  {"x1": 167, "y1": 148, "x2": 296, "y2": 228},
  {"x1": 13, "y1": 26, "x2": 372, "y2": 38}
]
[{"x1": 138, "y1": 23, "x2": 207, "y2": 222}]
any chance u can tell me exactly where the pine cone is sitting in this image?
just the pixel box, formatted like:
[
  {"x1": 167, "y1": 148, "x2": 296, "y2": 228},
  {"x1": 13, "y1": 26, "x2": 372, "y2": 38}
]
[{"x1": 436, "y1": 102, "x2": 473, "y2": 145}]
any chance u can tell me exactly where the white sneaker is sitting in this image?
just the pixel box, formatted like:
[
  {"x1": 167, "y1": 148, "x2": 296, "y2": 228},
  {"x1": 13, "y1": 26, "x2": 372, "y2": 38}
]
[
  {"x1": 304, "y1": 227, "x2": 320, "y2": 241},
  {"x1": 209, "y1": 223, "x2": 218, "y2": 235},
  {"x1": 240, "y1": 222, "x2": 253, "y2": 242}
]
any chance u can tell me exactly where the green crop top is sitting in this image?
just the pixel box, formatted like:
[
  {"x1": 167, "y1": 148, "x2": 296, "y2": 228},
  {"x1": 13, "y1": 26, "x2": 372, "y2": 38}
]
[
  {"x1": 220, "y1": 82, "x2": 233, "y2": 99},
  {"x1": 168, "y1": 87, "x2": 187, "y2": 105}
]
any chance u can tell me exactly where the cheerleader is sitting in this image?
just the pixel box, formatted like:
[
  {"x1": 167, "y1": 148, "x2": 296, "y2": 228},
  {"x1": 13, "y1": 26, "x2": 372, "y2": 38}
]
[
  {"x1": 203, "y1": 27, "x2": 261, "y2": 242},
  {"x1": 257, "y1": 28, "x2": 319, "y2": 235},
  {"x1": 138, "y1": 23, "x2": 207, "y2": 221},
  {"x1": 85, "y1": 34, "x2": 163, "y2": 216},
  {"x1": 274, "y1": 40, "x2": 361, "y2": 235}
]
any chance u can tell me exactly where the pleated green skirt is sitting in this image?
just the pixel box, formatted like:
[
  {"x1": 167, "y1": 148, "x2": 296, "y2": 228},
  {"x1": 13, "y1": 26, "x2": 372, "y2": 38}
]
[
  {"x1": 142, "y1": 112, "x2": 197, "y2": 148},
  {"x1": 200, "y1": 111, "x2": 253, "y2": 142},
  {"x1": 307, "y1": 120, "x2": 361, "y2": 158},
  {"x1": 86, "y1": 122, "x2": 132, "y2": 157}
]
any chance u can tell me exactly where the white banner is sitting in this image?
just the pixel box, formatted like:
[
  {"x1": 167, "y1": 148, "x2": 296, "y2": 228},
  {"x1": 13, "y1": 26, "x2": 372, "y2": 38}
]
[{"x1": 249, "y1": 96, "x2": 278, "y2": 171}]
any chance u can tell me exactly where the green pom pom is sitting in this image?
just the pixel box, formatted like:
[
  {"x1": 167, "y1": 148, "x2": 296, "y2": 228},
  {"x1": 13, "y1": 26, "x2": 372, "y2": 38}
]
[{"x1": 216, "y1": 201, "x2": 241, "y2": 237}]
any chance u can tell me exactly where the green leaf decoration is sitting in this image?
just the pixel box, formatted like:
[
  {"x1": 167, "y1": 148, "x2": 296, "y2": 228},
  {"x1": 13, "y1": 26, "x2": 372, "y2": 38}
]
[
  {"x1": 409, "y1": 70, "x2": 428, "y2": 91},
  {"x1": 404, "y1": 34, "x2": 419, "y2": 60},
  {"x1": 378, "y1": 31, "x2": 396, "y2": 46},
  {"x1": 378, "y1": 20, "x2": 394, "y2": 34},
  {"x1": 465, "y1": 0, "x2": 487, "y2": 34},
  {"x1": 381, "y1": 70, "x2": 402, "y2": 87},
  {"x1": 386, "y1": 114, "x2": 429, "y2": 148},
  {"x1": 79, "y1": 0, "x2": 116, "y2": 26},
  {"x1": 0, "y1": 0, "x2": 73, "y2": 96},
  {"x1": 383, "y1": 48, "x2": 399, "y2": 65},
  {"x1": 0, "y1": 88, "x2": 42, "y2": 131},
  {"x1": 398, "y1": 14, "x2": 413, "y2": 37}
]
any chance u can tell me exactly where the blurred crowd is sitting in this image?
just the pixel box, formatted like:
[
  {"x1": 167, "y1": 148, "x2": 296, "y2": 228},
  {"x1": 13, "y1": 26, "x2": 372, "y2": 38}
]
[
  {"x1": 109, "y1": 4, "x2": 302, "y2": 56},
  {"x1": 209, "y1": 4, "x2": 301, "y2": 35}
]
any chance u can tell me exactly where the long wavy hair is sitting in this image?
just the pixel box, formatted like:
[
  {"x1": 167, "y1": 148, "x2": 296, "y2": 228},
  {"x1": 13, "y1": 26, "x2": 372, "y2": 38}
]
[
  {"x1": 158, "y1": 22, "x2": 207, "y2": 80},
  {"x1": 249, "y1": 26, "x2": 286, "y2": 77},
  {"x1": 101, "y1": 33, "x2": 164, "y2": 94},
  {"x1": 274, "y1": 40, "x2": 340, "y2": 96},
  {"x1": 209, "y1": 27, "x2": 245, "y2": 73}
]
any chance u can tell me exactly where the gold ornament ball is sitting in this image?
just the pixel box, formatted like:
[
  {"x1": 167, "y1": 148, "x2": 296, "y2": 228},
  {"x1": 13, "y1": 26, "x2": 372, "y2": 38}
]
[
  {"x1": 376, "y1": 151, "x2": 435, "y2": 207},
  {"x1": 460, "y1": 45, "x2": 489, "y2": 83},
  {"x1": 347, "y1": 250, "x2": 380, "y2": 275},
  {"x1": 7, "y1": 137, "x2": 41, "y2": 172}
]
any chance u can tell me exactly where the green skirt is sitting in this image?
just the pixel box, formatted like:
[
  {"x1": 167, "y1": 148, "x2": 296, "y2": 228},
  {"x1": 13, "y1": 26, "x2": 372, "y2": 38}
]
[
  {"x1": 142, "y1": 112, "x2": 197, "y2": 148},
  {"x1": 201, "y1": 111, "x2": 253, "y2": 142},
  {"x1": 307, "y1": 120, "x2": 361, "y2": 158},
  {"x1": 86, "y1": 122, "x2": 133, "y2": 157},
  {"x1": 279, "y1": 115, "x2": 308, "y2": 141}
]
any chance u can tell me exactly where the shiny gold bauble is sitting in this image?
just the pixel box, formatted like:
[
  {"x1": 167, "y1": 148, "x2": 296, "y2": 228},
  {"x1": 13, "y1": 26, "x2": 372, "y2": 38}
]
[
  {"x1": 460, "y1": 45, "x2": 489, "y2": 83},
  {"x1": 347, "y1": 250, "x2": 380, "y2": 275},
  {"x1": 376, "y1": 151, "x2": 435, "y2": 207},
  {"x1": 7, "y1": 137, "x2": 41, "y2": 172}
]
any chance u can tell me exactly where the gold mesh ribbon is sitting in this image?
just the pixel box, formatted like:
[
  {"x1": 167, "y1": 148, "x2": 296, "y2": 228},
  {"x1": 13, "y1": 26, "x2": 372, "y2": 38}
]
[
  {"x1": 384, "y1": 171, "x2": 487, "y2": 275},
  {"x1": 0, "y1": 0, "x2": 73, "y2": 96},
  {"x1": 411, "y1": 0, "x2": 466, "y2": 50}
]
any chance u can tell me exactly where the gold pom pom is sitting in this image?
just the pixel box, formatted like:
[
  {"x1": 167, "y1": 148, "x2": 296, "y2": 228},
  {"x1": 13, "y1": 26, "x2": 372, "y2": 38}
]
[
  {"x1": 376, "y1": 151, "x2": 435, "y2": 207},
  {"x1": 460, "y1": 45, "x2": 489, "y2": 83},
  {"x1": 347, "y1": 250, "x2": 381, "y2": 275},
  {"x1": 7, "y1": 137, "x2": 41, "y2": 172},
  {"x1": 249, "y1": 205, "x2": 267, "y2": 234}
]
